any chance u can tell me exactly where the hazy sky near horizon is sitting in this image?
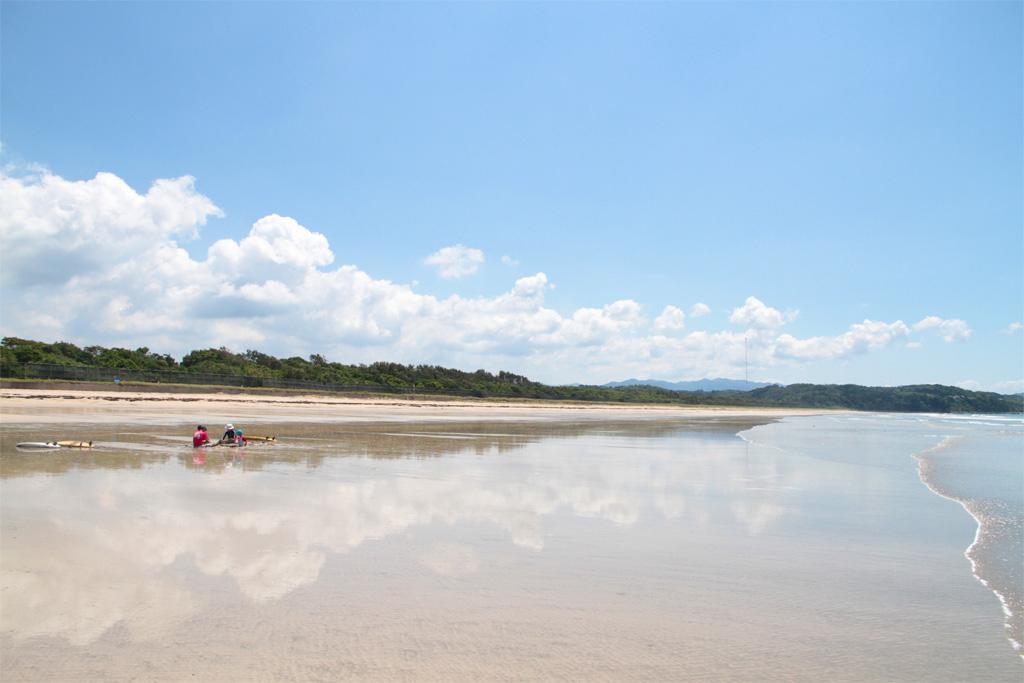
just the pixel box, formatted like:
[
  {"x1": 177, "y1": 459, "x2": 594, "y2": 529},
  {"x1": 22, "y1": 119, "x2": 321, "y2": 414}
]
[{"x1": 1, "y1": 1, "x2": 1021, "y2": 389}]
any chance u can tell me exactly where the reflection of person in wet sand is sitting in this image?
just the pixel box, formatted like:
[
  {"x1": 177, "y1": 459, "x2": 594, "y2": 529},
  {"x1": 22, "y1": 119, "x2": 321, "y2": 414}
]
[{"x1": 225, "y1": 450, "x2": 247, "y2": 469}]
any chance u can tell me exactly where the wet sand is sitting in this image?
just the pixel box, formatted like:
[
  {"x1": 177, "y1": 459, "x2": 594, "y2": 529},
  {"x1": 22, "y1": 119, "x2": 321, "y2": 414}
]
[{"x1": 1, "y1": 394, "x2": 1020, "y2": 681}]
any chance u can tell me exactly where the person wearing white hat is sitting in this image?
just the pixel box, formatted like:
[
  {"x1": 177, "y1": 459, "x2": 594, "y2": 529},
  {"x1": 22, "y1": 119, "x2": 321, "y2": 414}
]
[{"x1": 220, "y1": 423, "x2": 245, "y2": 445}]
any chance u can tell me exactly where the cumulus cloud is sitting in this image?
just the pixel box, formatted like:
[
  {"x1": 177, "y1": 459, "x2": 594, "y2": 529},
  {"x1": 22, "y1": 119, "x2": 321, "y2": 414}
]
[
  {"x1": 511, "y1": 272, "x2": 548, "y2": 298},
  {"x1": 0, "y1": 166, "x2": 971, "y2": 384},
  {"x1": 425, "y1": 244, "x2": 484, "y2": 279},
  {"x1": 729, "y1": 297, "x2": 796, "y2": 329},
  {"x1": 775, "y1": 320, "x2": 910, "y2": 360},
  {"x1": 208, "y1": 214, "x2": 333, "y2": 275},
  {"x1": 0, "y1": 169, "x2": 222, "y2": 287},
  {"x1": 653, "y1": 305, "x2": 685, "y2": 332},
  {"x1": 690, "y1": 303, "x2": 711, "y2": 318},
  {"x1": 541, "y1": 299, "x2": 645, "y2": 347},
  {"x1": 912, "y1": 316, "x2": 972, "y2": 342},
  {"x1": 1008, "y1": 322, "x2": 1023, "y2": 334}
]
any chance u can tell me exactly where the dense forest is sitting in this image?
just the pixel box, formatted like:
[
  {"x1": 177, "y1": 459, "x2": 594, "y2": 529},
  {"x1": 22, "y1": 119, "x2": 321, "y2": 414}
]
[{"x1": 1, "y1": 337, "x2": 1021, "y2": 413}]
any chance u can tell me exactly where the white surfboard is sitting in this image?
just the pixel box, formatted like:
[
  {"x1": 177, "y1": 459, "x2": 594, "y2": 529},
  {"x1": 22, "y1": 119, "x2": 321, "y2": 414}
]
[{"x1": 16, "y1": 442, "x2": 62, "y2": 450}]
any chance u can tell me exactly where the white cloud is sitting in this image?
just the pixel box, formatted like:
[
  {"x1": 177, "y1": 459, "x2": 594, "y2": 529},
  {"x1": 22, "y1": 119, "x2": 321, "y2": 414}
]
[
  {"x1": 775, "y1": 320, "x2": 910, "y2": 360},
  {"x1": 905, "y1": 341, "x2": 922, "y2": 349},
  {"x1": 0, "y1": 166, "x2": 976, "y2": 384},
  {"x1": 540, "y1": 299, "x2": 645, "y2": 347},
  {"x1": 0, "y1": 169, "x2": 222, "y2": 288},
  {"x1": 690, "y1": 303, "x2": 711, "y2": 318},
  {"x1": 511, "y1": 272, "x2": 548, "y2": 298},
  {"x1": 424, "y1": 244, "x2": 484, "y2": 279},
  {"x1": 912, "y1": 316, "x2": 972, "y2": 342},
  {"x1": 729, "y1": 297, "x2": 796, "y2": 329},
  {"x1": 653, "y1": 305, "x2": 685, "y2": 332},
  {"x1": 209, "y1": 214, "x2": 333, "y2": 275},
  {"x1": 1008, "y1": 322, "x2": 1023, "y2": 333},
  {"x1": 500, "y1": 255, "x2": 519, "y2": 267}
]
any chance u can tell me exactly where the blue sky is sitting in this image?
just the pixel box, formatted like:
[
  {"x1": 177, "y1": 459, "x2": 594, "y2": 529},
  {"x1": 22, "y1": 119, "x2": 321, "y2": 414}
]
[{"x1": 1, "y1": 1, "x2": 1021, "y2": 389}]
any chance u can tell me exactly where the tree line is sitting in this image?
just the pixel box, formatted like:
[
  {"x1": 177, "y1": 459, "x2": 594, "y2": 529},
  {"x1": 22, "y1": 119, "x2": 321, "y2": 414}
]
[{"x1": 1, "y1": 336, "x2": 1020, "y2": 413}]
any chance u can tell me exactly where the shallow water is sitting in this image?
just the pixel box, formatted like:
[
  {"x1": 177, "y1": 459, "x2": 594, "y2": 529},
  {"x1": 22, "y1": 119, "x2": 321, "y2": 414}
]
[
  {"x1": 0, "y1": 415, "x2": 1020, "y2": 681},
  {"x1": 909, "y1": 416, "x2": 1024, "y2": 656}
]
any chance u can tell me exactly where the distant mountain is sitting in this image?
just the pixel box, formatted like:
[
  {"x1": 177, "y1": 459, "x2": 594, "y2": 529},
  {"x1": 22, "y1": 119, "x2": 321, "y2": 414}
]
[{"x1": 603, "y1": 377, "x2": 774, "y2": 392}]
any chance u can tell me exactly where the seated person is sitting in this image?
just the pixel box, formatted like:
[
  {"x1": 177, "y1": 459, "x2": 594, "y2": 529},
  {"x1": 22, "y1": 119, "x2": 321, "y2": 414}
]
[
  {"x1": 221, "y1": 423, "x2": 246, "y2": 445},
  {"x1": 192, "y1": 425, "x2": 210, "y2": 448}
]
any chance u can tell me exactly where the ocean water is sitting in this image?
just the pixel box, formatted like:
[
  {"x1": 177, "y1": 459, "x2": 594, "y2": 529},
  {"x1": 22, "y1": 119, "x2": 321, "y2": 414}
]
[
  {"x1": 910, "y1": 415, "x2": 1023, "y2": 655},
  {"x1": 742, "y1": 413, "x2": 1024, "y2": 662},
  {"x1": 0, "y1": 414, "x2": 1020, "y2": 681}
]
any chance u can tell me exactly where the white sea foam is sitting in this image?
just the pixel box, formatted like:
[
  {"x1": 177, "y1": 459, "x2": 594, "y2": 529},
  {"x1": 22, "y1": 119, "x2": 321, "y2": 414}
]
[{"x1": 911, "y1": 436, "x2": 1023, "y2": 657}]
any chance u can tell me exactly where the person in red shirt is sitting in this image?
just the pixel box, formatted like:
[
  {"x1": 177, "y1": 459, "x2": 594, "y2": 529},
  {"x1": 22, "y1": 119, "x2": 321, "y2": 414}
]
[{"x1": 192, "y1": 425, "x2": 210, "y2": 448}]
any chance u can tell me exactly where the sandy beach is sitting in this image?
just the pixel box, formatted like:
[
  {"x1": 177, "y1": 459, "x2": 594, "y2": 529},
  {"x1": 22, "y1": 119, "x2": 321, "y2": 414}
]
[
  {"x1": 0, "y1": 386, "x2": 824, "y2": 426},
  {"x1": 2, "y1": 390, "x2": 1020, "y2": 681}
]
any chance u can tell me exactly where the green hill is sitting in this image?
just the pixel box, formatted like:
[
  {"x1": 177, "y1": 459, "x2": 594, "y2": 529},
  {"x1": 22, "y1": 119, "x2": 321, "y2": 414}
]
[{"x1": 2, "y1": 337, "x2": 1020, "y2": 414}]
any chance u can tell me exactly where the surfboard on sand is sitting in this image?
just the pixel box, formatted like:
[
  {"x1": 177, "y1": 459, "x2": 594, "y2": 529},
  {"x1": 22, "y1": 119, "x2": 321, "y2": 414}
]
[{"x1": 16, "y1": 441, "x2": 93, "y2": 449}]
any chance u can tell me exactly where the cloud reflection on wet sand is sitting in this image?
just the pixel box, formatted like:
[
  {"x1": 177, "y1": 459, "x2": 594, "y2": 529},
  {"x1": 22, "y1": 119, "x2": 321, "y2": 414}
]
[
  {"x1": 2, "y1": 417, "x2": 1019, "y2": 682},
  {"x1": 1, "y1": 421, "x2": 792, "y2": 645}
]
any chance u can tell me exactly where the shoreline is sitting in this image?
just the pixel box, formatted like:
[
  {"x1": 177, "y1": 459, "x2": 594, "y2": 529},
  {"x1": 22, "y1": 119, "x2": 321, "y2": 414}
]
[
  {"x1": 912, "y1": 436, "x2": 1023, "y2": 658},
  {"x1": 0, "y1": 386, "x2": 829, "y2": 426}
]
